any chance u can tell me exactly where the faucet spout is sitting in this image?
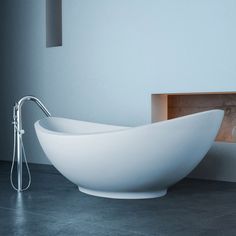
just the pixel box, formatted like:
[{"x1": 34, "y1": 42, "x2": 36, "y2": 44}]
[{"x1": 16, "y1": 95, "x2": 51, "y2": 117}]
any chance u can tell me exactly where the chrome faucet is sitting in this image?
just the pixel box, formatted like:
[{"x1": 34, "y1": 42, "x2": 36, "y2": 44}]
[{"x1": 12, "y1": 96, "x2": 51, "y2": 192}]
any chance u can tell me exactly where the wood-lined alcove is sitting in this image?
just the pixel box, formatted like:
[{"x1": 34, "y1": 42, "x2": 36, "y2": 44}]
[{"x1": 152, "y1": 92, "x2": 236, "y2": 143}]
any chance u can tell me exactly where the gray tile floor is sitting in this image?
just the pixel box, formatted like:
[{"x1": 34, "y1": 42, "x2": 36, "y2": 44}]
[{"x1": 0, "y1": 161, "x2": 236, "y2": 236}]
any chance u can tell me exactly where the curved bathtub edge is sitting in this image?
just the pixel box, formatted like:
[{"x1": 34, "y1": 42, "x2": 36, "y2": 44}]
[
  {"x1": 34, "y1": 117, "x2": 130, "y2": 136},
  {"x1": 34, "y1": 109, "x2": 224, "y2": 137},
  {"x1": 78, "y1": 187, "x2": 167, "y2": 199}
]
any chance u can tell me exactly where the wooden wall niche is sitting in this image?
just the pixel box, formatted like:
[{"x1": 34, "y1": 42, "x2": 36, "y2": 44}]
[{"x1": 152, "y1": 93, "x2": 236, "y2": 143}]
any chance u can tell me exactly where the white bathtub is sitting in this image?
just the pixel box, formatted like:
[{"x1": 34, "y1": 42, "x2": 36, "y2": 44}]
[{"x1": 35, "y1": 110, "x2": 224, "y2": 199}]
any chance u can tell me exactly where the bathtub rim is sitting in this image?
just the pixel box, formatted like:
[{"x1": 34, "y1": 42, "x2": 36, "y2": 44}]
[{"x1": 34, "y1": 109, "x2": 224, "y2": 136}]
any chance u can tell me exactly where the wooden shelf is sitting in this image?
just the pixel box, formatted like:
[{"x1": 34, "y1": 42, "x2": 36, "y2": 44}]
[{"x1": 152, "y1": 92, "x2": 236, "y2": 143}]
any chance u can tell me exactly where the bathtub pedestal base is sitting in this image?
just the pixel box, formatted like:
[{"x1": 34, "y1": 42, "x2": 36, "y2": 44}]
[{"x1": 79, "y1": 187, "x2": 167, "y2": 199}]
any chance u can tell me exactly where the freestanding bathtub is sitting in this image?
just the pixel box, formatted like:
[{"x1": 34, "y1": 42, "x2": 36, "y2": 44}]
[{"x1": 35, "y1": 110, "x2": 224, "y2": 199}]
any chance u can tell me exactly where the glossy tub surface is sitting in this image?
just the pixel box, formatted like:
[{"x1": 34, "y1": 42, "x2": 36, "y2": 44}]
[{"x1": 35, "y1": 110, "x2": 224, "y2": 199}]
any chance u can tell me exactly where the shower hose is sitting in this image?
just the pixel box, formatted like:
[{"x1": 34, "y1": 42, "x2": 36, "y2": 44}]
[{"x1": 10, "y1": 106, "x2": 31, "y2": 191}]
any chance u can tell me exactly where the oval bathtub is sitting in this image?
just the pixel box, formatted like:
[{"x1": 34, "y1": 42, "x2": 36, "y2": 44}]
[{"x1": 34, "y1": 110, "x2": 224, "y2": 199}]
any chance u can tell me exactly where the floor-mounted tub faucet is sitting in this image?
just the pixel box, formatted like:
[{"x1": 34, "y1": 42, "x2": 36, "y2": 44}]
[{"x1": 11, "y1": 96, "x2": 51, "y2": 192}]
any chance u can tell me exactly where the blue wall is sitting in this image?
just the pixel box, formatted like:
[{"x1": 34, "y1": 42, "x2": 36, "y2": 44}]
[{"x1": 1, "y1": 0, "x2": 236, "y2": 164}]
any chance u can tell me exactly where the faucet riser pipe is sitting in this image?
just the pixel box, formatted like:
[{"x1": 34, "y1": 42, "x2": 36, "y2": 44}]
[{"x1": 16, "y1": 108, "x2": 22, "y2": 192}]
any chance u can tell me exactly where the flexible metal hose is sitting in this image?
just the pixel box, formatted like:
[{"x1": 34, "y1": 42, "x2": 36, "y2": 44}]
[{"x1": 10, "y1": 117, "x2": 31, "y2": 191}]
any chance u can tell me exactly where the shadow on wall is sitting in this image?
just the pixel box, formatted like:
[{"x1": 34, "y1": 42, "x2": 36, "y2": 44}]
[{"x1": 1, "y1": 0, "x2": 52, "y2": 164}]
